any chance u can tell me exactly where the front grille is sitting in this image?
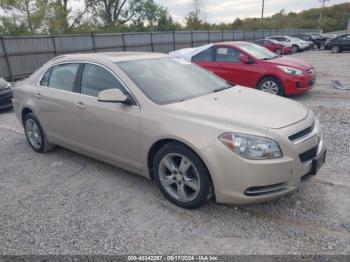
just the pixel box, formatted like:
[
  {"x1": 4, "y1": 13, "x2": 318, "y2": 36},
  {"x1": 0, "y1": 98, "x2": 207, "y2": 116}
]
[
  {"x1": 299, "y1": 146, "x2": 318, "y2": 163},
  {"x1": 244, "y1": 183, "x2": 288, "y2": 196},
  {"x1": 289, "y1": 122, "x2": 314, "y2": 142},
  {"x1": 0, "y1": 92, "x2": 12, "y2": 105}
]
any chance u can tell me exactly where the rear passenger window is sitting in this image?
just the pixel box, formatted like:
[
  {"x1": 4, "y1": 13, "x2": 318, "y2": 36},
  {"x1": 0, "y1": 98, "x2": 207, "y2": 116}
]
[
  {"x1": 80, "y1": 64, "x2": 126, "y2": 97},
  {"x1": 48, "y1": 64, "x2": 79, "y2": 92},
  {"x1": 192, "y1": 48, "x2": 213, "y2": 62}
]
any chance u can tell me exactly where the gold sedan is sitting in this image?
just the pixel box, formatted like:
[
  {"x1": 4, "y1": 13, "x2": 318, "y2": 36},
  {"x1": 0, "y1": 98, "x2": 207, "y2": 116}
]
[{"x1": 12, "y1": 52, "x2": 326, "y2": 209}]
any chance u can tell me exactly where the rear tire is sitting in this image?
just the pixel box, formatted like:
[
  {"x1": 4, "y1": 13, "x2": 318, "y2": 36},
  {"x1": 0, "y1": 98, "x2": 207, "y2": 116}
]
[
  {"x1": 23, "y1": 113, "x2": 55, "y2": 153},
  {"x1": 258, "y1": 77, "x2": 284, "y2": 96},
  {"x1": 153, "y1": 142, "x2": 212, "y2": 209}
]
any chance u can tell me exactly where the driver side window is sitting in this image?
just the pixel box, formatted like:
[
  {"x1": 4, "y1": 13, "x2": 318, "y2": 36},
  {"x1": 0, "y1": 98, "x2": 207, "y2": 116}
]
[{"x1": 80, "y1": 64, "x2": 126, "y2": 97}]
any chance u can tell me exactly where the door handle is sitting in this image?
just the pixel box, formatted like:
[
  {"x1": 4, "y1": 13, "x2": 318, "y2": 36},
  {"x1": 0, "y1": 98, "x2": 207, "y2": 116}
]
[
  {"x1": 35, "y1": 93, "x2": 43, "y2": 99},
  {"x1": 76, "y1": 101, "x2": 86, "y2": 110}
]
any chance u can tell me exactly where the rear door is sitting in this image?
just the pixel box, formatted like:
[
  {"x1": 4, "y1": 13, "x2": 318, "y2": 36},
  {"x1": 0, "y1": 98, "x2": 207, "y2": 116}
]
[
  {"x1": 210, "y1": 46, "x2": 257, "y2": 88},
  {"x1": 35, "y1": 63, "x2": 80, "y2": 148},
  {"x1": 71, "y1": 63, "x2": 142, "y2": 170}
]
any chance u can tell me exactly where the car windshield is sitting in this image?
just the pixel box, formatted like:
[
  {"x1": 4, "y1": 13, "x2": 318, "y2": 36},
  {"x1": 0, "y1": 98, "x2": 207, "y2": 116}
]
[
  {"x1": 237, "y1": 43, "x2": 277, "y2": 60},
  {"x1": 117, "y1": 58, "x2": 231, "y2": 105}
]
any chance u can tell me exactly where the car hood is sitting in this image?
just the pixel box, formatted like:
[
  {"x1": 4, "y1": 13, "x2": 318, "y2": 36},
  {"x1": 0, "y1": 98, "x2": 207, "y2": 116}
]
[
  {"x1": 165, "y1": 86, "x2": 308, "y2": 129},
  {"x1": 264, "y1": 56, "x2": 312, "y2": 70}
]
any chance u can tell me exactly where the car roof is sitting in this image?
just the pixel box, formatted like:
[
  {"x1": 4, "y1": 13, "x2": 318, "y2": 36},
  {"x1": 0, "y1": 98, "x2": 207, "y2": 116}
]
[{"x1": 50, "y1": 52, "x2": 168, "y2": 64}]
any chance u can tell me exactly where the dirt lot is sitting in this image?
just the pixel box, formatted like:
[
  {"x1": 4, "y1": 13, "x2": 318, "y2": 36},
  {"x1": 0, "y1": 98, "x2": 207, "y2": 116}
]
[{"x1": 0, "y1": 50, "x2": 349, "y2": 255}]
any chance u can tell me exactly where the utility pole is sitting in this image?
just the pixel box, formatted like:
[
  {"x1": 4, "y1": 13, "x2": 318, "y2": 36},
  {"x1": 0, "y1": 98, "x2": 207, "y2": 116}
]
[
  {"x1": 261, "y1": 0, "x2": 265, "y2": 19},
  {"x1": 319, "y1": 0, "x2": 330, "y2": 31}
]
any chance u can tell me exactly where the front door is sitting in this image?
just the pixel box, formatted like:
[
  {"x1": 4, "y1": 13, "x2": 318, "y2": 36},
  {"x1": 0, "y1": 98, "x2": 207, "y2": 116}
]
[
  {"x1": 211, "y1": 46, "x2": 256, "y2": 88},
  {"x1": 72, "y1": 63, "x2": 141, "y2": 170}
]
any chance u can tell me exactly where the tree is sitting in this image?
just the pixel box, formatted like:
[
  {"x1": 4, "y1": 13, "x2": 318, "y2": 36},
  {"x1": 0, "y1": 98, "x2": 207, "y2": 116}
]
[
  {"x1": 185, "y1": 0, "x2": 205, "y2": 30},
  {"x1": 0, "y1": 0, "x2": 48, "y2": 33},
  {"x1": 85, "y1": 0, "x2": 141, "y2": 28},
  {"x1": 232, "y1": 18, "x2": 242, "y2": 29},
  {"x1": 156, "y1": 8, "x2": 181, "y2": 31}
]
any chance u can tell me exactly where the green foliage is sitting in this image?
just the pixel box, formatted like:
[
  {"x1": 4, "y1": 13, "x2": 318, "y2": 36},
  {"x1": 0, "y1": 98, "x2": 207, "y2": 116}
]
[{"x1": 0, "y1": 1, "x2": 349, "y2": 35}]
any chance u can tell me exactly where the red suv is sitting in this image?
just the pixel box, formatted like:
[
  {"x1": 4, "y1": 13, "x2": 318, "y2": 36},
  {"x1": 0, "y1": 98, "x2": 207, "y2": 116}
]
[{"x1": 178, "y1": 42, "x2": 316, "y2": 96}]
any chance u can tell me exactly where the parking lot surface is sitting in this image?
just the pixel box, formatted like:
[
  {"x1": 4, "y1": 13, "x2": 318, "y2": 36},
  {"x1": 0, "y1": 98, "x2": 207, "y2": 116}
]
[{"x1": 0, "y1": 51, "x2": 349, "y2": 255}]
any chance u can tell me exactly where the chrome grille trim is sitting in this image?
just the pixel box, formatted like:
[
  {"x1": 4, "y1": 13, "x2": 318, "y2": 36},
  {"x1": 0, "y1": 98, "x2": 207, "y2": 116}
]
[{"x1": 289, "y1": 118, "x2": 319, "y2": 144}]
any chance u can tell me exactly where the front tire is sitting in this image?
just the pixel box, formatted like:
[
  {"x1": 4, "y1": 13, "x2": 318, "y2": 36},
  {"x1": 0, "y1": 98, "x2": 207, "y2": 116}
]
[
  {"x1": 331, "y1": 45, "x2": 341, "y2": 53},
  {"x1": 23, "y1": 113, "x2": 55, "y2": 153},
  {"x1": 258, "y1": 77, "x2": 284, "y2": 96},
  {"x1": 153, "y1": 142, "x2": 212, "y2": 209},
  {"x1": 275, "y1": 48, "x2": 283, "y2": 56},
  {"x1": 292, "y1": 45, "x2": 299, "y2": 53}
]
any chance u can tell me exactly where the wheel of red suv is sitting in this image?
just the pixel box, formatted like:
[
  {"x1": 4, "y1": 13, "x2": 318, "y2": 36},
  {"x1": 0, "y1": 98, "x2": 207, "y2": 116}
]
[
  {"x1": 275, "y1": 48, "x2": 283, "y2": 56},
  {"x1": 331, "y1": 45, "x2": 341, "y2": 53},
  {"x1": 153, "y1": 142, "x2": 212, "y2": 209},
  {"x1": 23, "y1": 112, "x2": 55, "y2": 153},
  {"x1": 292, "y1": 45, "x2": 299, "y2": 53},
  {"x1": 258, "y1": 77, "x2": 284, "y2": 96}
]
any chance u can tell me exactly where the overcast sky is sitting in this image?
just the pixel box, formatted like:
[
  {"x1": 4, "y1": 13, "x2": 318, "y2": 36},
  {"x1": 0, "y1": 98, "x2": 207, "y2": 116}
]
[{"x1": 156, "y1": 0, "x2": 349, "y2": 24}]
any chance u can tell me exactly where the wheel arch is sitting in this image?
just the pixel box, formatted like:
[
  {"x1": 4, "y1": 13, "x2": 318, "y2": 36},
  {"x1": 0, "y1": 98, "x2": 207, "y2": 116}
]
[
  {"x1": 147, "y1": 138, "x2": 213, "y2": 185},
  {"x1": 256, "y1": 74, "x2": 283, "y2": 89},
  {"x1": 21, "y1": 107, "x2": 34, "y2": 124}
]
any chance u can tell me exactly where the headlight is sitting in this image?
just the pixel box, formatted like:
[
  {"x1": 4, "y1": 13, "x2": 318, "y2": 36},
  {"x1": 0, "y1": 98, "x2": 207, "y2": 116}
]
[
  {"x1": 278, "y1": 66, "x2": 303, "y2": 75},
  {"x1": 0, "y1": 78, "x2": 11, "y2": 90},
  {"x1": 219, "y1": 133, "x2": 282, "y2": 160}
]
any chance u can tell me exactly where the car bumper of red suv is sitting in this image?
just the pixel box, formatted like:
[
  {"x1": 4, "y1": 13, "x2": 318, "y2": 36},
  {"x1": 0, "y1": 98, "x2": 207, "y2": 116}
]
[{"x1": 282, "y1": 71, "x2": 316, "y2": 95}]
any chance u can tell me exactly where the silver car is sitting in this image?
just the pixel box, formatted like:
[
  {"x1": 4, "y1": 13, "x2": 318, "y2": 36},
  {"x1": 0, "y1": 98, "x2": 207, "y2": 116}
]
[{"x1": 12, "y1": 52, "x2": 326, "y2": 209}]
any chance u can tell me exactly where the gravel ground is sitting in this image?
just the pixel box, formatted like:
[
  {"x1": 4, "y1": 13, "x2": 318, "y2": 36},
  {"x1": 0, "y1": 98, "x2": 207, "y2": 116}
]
[{"x1": 0, "y1": 50, "x2": 349, "y2": 255}]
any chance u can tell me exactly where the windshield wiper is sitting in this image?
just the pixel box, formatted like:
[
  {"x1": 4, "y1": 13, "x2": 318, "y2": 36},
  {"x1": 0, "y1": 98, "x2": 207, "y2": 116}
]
[{"x1": 213, "y1": 85, "x2": 233, "y2": 93}]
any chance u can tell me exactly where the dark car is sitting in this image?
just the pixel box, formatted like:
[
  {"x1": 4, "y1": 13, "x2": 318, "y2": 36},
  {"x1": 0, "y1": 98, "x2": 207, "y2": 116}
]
[
  {"x1": 325, "y1": 34, "x2": 350, "y2": 53},
  {"x1": 292, "y1": 34, "x2": 327, "y2": 49},
  {"x1": 0, "y1": 78, "x2": 12, "y2": 110}
]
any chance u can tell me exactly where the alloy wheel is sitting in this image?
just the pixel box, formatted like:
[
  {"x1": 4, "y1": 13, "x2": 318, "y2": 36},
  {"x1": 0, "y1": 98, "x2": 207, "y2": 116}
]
[
  {"x1": 331, "y1": 46, "x2": 340, "y2": 53},
  {"x1": 158, "y1": 153, "x2": 201, "y2": 203},
  {"x1": 25, "y1": 119, "x2": 42, "y2": 149},
  {"x1": 260, "y1": 80, "x2": 279, "y2": 95}
]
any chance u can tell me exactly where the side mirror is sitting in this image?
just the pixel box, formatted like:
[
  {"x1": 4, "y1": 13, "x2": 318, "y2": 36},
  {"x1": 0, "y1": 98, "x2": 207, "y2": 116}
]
[
  {"x1": 239, "y1": 54, "x2": 250, "y2": 64},
  {"x1": 98, "y1": 89, "x2": 128, "y2": 103}
]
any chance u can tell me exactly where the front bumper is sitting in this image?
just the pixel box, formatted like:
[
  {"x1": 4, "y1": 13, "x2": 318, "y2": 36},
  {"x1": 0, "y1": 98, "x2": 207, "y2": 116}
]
[
  {"x1": 282, "y1": 71, "x2": 316, "y2": 96},
  {"x1": 200, "y1": 115, "x2": 325, "y2": 204},
  {"x1": 0, "y1": 88, "x2": 13, "y2": 110}
]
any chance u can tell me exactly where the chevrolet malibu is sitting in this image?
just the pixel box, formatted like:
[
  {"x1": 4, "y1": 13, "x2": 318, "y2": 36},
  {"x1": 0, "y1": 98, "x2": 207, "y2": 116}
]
[{"x1": 12, "y1": 52, "x2": 326, "y2": 209}]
